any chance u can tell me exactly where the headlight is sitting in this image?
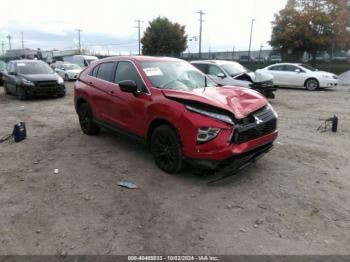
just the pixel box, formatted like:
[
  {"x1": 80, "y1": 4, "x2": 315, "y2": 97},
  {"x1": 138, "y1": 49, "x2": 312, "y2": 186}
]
[
  {"x1": 323, "y1": 75, "x2": 332, "y2": 79},
  {"x1": 267, "y1": 103, "x2": 278, "y2": 118},
  {"x1": 197, "y1": 127, "x2": 220, "y2": 144},
  {"x1": 21, "y1": 79, "x2": 35, "y2": 86},
  {"x1": 186, "y1": 105, "x2": 235, "y2": 125},
  {"x1": 57, "y1": 77, "x2": 64, "y2": 84}
]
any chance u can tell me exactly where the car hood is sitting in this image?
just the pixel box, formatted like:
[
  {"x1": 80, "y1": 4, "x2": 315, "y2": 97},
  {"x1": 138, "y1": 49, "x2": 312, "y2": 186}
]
[
  {"x1": 19, "y1": 73, "x2": 60, "y2": 82},
  {"x1": 67, "y1": 69, "x2": 82, "y2": 74},
  {"x1": 313, "y1": 71, "x2": 337, "y2": 77},
  {"x1": 162, "y1": 86, "x2": 267, "y2": 119}
]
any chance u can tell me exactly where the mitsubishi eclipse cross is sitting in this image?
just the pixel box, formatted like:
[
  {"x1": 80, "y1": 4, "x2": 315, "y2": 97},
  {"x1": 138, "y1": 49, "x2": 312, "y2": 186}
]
[{"x1": 74, "y1": 56, "x2": 278, "y2": 174}]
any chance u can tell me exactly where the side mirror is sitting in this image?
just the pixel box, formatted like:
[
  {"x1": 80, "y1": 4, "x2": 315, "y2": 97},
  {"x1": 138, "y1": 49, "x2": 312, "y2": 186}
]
[
  {"x1": 9, "y1": 71, "x2": 16, "y2": 75},
  {"x1": 217, "y1": 73, "x2": 225, "y2": 79},
  {"x1": 295, "y1": 69, "x2": 301, "y2": 73},
  {"x1": 118, "y1": 80, "x2": 139, "y2": 95}
]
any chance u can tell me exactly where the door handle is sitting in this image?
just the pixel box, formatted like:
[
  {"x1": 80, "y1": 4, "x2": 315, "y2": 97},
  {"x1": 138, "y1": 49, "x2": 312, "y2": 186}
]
[
  {"x1": 88, "y1": 81, "x2": 94, "y2": 86},
  {"x1": 109, "y1": 91, "x2": 115, "y2": 95}
]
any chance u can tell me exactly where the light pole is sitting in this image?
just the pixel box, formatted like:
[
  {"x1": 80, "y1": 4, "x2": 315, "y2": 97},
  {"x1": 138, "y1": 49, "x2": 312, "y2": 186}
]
[
  {"x1": 248, "y1": 19, "x2": 255, "y2": 62},
  {"x1": 196, "y1": 10, "x2": 205, "y2": 59}
]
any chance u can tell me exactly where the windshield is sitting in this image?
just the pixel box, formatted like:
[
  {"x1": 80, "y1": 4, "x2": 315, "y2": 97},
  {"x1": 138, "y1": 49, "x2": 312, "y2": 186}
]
[
  {"x1": 141, "y1": 61, "x2": 216, "y2": 91},
  {"x1": 63, "y1": 64, "x2": 81, "y2": 70},
  {"x1": 17, "y1": 62, "x2": 53, "y2": 75},
  {"x1": 221, "y1": 62, "x2": 248, "y2": 76},
  {"x1": 299, "y1": 64, "x2": 317, "y2": 71}
]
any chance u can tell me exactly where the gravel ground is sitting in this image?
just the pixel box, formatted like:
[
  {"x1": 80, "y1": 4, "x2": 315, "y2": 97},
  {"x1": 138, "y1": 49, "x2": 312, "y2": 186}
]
[{"x1": 0, "y1": 83, "x2": 350, "y2": 255}]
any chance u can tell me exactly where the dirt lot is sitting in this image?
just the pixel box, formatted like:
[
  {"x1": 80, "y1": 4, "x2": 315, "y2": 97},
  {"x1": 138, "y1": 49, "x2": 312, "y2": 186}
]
[{"x1": 0, "y1": 82, "x2": 350, "y2": 255}]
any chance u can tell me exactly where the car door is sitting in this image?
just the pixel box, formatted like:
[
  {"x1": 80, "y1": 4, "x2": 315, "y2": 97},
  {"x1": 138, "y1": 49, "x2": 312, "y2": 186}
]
[
  {"x1": 86, "y1": 62, "x2": 117, "y2": 123},
  {"x1": 109, "y1": 61, "x2": 151, "y2": 136},
  {"x1": 282, "y1": 65, "x2": 305, "y2": 86},
  {"x1": 266, "y1": 65, "x2": 285, "y2": 86}
]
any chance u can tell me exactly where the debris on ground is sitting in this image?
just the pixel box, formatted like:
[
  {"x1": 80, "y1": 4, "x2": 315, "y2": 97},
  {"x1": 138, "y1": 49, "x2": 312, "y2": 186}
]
[{"x1": 118, "y1": 181, "x2": 138, "y2": 189}]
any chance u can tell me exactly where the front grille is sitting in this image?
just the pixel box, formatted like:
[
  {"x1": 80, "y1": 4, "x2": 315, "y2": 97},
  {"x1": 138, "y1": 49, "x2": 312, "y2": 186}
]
[
  {"x1": 35, "y1": 81, "x2": 58, "y2": 88},
  {"x1": 233, "y1": 106, "x2": 277, "y2": 144}
]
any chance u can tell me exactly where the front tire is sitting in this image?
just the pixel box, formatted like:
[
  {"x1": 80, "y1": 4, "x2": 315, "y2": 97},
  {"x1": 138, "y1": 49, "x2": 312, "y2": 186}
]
[
  {"x1": 150, "y1": 125, "x2": 185, "y2": 174},
  {"x1": 305, "y1": 78, "x2": 319, "y2": 91},
  {"x1": 77, "y1": 103, "x2": 100, "y2": 135},
  {"x1": 64, "y1": 74, "x2": 69, "y2": 81},
  {"x1": 3, "y1": 84, "x2": 10, "y2": 95}
]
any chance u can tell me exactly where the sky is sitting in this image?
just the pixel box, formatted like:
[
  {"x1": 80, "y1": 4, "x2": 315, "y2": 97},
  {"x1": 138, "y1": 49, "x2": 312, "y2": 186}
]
[{"x1": 0, "y1": 0, "x2": 288, "y2": 55}]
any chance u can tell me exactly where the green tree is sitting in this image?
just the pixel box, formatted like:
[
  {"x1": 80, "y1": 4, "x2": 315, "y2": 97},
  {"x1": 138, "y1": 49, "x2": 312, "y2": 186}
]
[
  {"x1": 141, "y1": 17, "x2": 187, "y2": 56},
  {"x1": 270, "y1": 0, "x2": 350, "y2": 64}
]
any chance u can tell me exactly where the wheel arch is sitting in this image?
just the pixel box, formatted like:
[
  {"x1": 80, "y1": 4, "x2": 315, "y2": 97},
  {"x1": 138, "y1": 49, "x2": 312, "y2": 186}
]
[
  {"x1": 146, "y1": 118, "x2": 180, "y2": 148},
  {"x1": 304, "y1": 77, "x2": 319, "y2": 87},
  {"x1": 75, "y1": 96, "x2": 90, "y2": 112}
]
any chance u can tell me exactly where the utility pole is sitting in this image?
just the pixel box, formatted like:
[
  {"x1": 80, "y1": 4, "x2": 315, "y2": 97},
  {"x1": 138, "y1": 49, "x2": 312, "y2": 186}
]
[
  {"x1": 76, "y1": 29, "x2": 82, "y2": 54},
  {"x1": 248, "y1": 19, "x2": 255, "y2": 62},
  {"x1": 6, "y1": 35, "x2": 12, "y2": 50},
  {"x1": 135, "y1": 19, "x2": 143, "y2": 55},
  {"x1": 232, "y1": 45, "x2": 235, "y2": 60},
  {"x1": 196, "y1": 10, "x2": 205, "y2": 59}
]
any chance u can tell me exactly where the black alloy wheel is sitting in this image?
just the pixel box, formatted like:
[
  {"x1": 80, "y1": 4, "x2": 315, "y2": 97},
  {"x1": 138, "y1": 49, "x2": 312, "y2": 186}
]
[
  {"x1": 151, "y1": 125, "x2": 185, "y2": 174},
  {"x1": 77, "y1": 103, "x2": 100, "y2": 135}
]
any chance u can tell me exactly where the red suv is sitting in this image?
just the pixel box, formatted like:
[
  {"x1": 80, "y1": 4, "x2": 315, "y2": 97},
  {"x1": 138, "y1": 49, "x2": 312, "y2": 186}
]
[{"x1": 74, "y1": 56, "x2": 278, "y2": 174}]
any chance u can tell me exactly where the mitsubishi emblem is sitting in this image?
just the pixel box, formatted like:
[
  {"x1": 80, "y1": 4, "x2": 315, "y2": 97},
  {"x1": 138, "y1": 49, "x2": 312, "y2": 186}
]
[{"x1": 254, "y1": 116, "x2": 263, "y2": 125}]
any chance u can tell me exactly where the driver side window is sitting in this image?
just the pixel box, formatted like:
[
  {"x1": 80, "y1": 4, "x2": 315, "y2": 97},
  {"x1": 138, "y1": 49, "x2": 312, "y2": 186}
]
[
  {"x1": 208, "y1": 65, "x2": 225, "y2": 76},
  {"x1": 114, "y1": 61, "x2": 147, "y2": 93}
]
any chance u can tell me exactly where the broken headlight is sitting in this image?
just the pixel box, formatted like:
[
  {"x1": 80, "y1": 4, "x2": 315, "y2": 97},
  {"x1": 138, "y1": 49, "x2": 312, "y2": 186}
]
[{"x1": 186, "y1": 105, "x2": 235, "y2": 125}]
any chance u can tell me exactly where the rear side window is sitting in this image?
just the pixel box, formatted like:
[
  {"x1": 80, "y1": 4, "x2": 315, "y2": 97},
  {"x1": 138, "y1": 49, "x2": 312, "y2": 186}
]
[
  {"x1": 269, "y1": 65, "x2": 283, "y2": 71},
  {"x1": 96, "y1": 62, "x2": 115, "y2": 82},
  {"x1": 114, "y1": 61, "x2": 146, "y2": 92},
  {"x1": 192, "y1": 63, "x2": 208, "y2": 74},
  {"x1": 89, "y1": 65, "x2": 100, "y2": 77},
  {"x1": 208, "y1": 65, "x2": 225, "y2": 76}
]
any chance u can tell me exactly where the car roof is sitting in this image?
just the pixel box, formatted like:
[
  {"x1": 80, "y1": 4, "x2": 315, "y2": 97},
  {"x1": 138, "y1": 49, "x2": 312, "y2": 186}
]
[
  {"x1": 97, "y1": 55, "x2": 184, "y2": 63},
  {"x1": 268, "y1": 63, "x2": 300, "y2": 67},
  {"x1": 191, "y1": 60, "x2": 241, "y2": 66}
]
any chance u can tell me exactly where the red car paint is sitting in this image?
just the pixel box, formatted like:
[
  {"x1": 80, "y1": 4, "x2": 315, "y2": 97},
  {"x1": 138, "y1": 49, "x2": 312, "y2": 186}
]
[{"x1": 74, "y1": 56, "x2": 278, "y2": 169}]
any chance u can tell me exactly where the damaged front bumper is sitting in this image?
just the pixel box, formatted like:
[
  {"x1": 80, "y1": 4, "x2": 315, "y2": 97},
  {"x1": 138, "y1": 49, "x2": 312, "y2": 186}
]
[{"x1": 250, "y1": 81, "x2": 276, "y2": 99}]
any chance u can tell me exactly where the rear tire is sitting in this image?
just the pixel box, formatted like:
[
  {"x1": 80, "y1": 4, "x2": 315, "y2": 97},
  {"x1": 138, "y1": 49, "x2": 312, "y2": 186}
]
[
  {"x1": 150, "y1": 125, "x2": 185, "y2": 174},
  {"x1": 77, "y1": 103, "x2": 100, "y2": 135},
  {"x1": 305, "y1": 78, "x2": 319, "y2": 91}
]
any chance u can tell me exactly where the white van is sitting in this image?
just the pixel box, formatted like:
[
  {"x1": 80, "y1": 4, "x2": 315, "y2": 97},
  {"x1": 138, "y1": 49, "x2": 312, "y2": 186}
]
[{"x1": 63, "y1": 55, "x2": 98, "y2": 67}]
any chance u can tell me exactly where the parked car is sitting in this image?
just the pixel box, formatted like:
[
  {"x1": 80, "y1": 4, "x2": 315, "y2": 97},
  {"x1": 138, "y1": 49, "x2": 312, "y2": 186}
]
[
  {"x1": 268, "y1": 55, "x2": 282, "y2": 63},
  {"x1": 55, "y1": 63, "x2": 83, "y2": 81},
  {"x1": 258, "y1": 63, "x2": 338, "y2": 91},
  {"x1": 239, "y1": 55, "x2": 254, "y2": 62},
  {"x1": 49, "y1": 60, "x2": 65, "y2": 70},
  {"x1": 3, "y1": 60, "x2": 65, "y2": 100},
  {"x1": 191, "y1": 60, "x2": 276, "y2": 99},
  {"x1": 0, "y1": 60, "x2": 6, "y2": 86},
  {"x1": 63, "y1": 55, "x2": 98, "y2": 68},
  {"x1": 254, "y1": 57, "x2": 266, "y2": 63},
  {"x1": 74, "y1": 56, "x2": 278, "y2": 174}
]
